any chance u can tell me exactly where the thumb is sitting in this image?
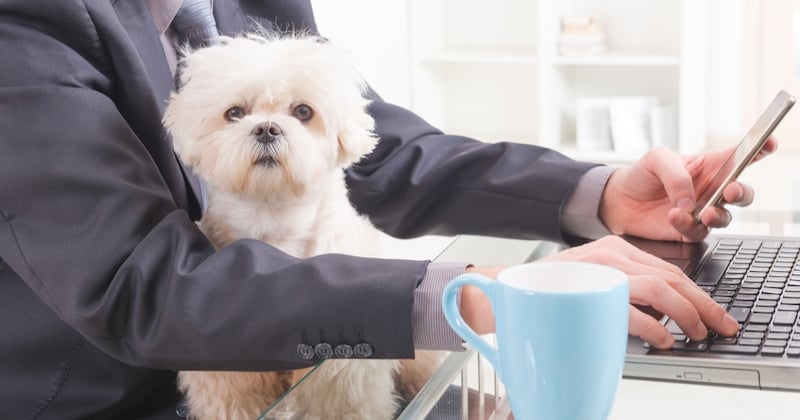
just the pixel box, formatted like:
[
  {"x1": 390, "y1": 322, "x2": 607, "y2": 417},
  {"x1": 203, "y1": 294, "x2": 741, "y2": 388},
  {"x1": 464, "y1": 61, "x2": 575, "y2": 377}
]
[{"x1": 646, "y1": 148, "x2": 696, "y2": 213}]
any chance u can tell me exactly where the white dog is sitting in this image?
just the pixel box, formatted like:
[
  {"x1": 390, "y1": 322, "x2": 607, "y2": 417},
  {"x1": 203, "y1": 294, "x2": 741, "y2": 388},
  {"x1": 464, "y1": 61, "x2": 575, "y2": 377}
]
[{"x1": 164, "y1": 35, "x2": 439, "y2": 420}]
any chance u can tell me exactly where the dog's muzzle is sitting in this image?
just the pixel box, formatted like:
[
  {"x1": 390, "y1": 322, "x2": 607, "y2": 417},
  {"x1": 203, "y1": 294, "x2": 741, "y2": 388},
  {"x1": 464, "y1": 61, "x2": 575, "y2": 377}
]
[{"x1": 252, "y1": 122, "x2": 283, "y2": 166}]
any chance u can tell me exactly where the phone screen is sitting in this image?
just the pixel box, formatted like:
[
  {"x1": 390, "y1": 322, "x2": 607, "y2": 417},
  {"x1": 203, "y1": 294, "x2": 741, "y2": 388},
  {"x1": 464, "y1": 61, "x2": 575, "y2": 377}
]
[{"x1": 693, "y1": 90, "x2": 795, "y2": 222}]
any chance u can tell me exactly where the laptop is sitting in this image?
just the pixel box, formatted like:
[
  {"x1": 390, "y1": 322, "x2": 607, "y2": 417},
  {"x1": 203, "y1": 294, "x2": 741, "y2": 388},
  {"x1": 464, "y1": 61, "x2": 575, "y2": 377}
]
[{"x1": 624, "y1": 233, "x2": 800, "y2": 391}]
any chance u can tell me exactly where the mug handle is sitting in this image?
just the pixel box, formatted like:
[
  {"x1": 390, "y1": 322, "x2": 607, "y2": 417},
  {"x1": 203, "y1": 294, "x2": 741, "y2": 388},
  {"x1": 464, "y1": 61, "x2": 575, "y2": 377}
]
[{"x1": 442, "y1": 273, "x2": 500, "y2": 371}]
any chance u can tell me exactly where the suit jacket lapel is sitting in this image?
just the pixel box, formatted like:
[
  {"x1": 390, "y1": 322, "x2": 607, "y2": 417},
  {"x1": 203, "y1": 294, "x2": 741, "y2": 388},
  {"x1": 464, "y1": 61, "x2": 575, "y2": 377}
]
[
  {"x1": 112, "y1": 0, "x2": 205, "y2": 217},
  {"x1": 111, "y1": 0, "x2": 176, "y2": 113}
]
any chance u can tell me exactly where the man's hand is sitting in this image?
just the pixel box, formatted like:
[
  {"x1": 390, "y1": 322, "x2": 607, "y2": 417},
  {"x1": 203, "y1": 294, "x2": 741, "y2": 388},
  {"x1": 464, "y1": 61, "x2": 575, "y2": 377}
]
[
  {"x1": 540, "y1": 235, "x2": 739, "y2": 349},
  {"x1": 458, "y1": 237, "x2": 739, "y2": 350},
  {"x1": 458, "y1": 266, "x2": 503, "y2": 335},
  {"x1": 599, "y1": 138, "x2": 777, "y2": 242}
]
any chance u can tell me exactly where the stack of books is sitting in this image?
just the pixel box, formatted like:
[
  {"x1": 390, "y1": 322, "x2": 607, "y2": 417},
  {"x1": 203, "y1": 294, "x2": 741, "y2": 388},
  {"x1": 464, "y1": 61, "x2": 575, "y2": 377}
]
[
  {"x1": 576, "y1": 96, "x2": 677, "y2": 155},
  {"x1": 558, "y1": 16, "x2": 606, "y2": 56}
]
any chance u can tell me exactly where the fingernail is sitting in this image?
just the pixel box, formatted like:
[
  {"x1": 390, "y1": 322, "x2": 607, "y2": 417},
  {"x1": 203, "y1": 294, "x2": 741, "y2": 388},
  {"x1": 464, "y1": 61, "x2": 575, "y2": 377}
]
[
  {"x1": 677, "y1": 198, "x2": 695, "y2": 214},
  {"x1": 724, "y1": 314, "x2": 739, "y2": 331},
  {"x1": 651, "y1": 335, "x2": 674, "y2": 350},
  {"x1": 736, "y1": 184, "x2": 745, "y2": 201},
  {"x1": 695, "y1": 320, "x2": 709, "y2": 339}
]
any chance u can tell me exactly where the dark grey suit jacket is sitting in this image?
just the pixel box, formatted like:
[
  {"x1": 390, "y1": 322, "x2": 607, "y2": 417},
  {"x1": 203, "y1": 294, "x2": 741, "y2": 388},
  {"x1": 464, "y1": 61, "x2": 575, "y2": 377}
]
[{"x1": 0, "y1": 0, "x2": 598, "y2": 418}]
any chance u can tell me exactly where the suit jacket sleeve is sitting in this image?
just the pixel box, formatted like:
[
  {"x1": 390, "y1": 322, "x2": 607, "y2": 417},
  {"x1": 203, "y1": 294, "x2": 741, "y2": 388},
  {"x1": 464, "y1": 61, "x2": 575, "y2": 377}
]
[
  {"x1": 347, "y1": 93, "x2": 602, "y2": 242},
  {"x1": 0, "y1": 0, "x2": 425, "y2": 370}
]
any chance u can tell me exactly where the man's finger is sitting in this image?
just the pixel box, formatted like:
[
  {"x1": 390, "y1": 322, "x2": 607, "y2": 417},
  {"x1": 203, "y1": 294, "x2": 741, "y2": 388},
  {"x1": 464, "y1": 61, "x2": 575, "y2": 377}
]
[
  {"x1": 645, "y1": 147, "x2": 696, "y2": 210},
  {"x1": 722, "y1": 182, "x2": 754, "y2": 207},
  {"x1": 628, "y1": 273, "x2": 708, "y2": 341},
  {"x1": 629, "y1": 305, "x2": 673, "y2": 350}
]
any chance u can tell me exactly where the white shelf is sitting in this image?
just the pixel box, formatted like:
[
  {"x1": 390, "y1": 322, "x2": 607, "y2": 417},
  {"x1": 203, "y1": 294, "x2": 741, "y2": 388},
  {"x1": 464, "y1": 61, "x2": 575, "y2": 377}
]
[
  {"x1": 556, "y1": 147, "x2": 641, "y2": 165},
  {"x1": 418, "y1": 49, "x2": 538, "y2": 65},
  {"x1": 550, "y1": 50, "x2": 680, "y2": 67},
  {"x1": 408, "y1": 0, "x2": 707, "y2": 154}
]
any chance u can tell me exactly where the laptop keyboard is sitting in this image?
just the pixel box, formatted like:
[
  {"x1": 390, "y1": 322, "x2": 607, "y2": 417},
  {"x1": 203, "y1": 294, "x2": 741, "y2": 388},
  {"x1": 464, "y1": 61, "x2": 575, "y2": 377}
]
[{"x1": 655, "y1": 238, "x2": 800, "y2": 357}]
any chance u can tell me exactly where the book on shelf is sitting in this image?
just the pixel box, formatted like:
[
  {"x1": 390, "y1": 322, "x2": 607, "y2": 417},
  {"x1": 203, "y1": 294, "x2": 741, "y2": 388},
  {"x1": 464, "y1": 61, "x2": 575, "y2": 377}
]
[
  {"x1": 558, "y1": 15, "x2": 606, "y2": 57},
  {"x1": 576, "y1": 96, "x2": 676, "y2": 155}
]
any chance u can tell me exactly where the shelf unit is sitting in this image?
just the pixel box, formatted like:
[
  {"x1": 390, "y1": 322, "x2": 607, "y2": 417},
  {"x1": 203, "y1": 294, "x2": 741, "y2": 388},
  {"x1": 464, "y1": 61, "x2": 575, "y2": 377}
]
[{"x1": 407, "y1": 0, "x2": 708, "y2": 163}]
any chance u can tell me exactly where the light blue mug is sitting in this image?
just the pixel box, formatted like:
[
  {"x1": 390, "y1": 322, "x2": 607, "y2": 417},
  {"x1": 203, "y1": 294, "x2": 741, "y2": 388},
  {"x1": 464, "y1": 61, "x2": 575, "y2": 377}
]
[{"x1": 442, "y1": 261, "x2": 629, "y2": 420}]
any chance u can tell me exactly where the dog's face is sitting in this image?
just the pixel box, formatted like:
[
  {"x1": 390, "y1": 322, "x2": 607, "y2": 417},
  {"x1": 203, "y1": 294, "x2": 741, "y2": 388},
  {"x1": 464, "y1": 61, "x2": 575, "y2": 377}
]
[{"x1": 163, "y1": 36, "x2": 377, "y2": 201}]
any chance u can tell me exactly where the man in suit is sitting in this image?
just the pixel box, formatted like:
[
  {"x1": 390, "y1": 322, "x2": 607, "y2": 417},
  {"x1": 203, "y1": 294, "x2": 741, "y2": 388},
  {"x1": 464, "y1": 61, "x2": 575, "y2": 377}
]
[{"x1": 0, "y1": 0, "x2": 761, "y2": 418}]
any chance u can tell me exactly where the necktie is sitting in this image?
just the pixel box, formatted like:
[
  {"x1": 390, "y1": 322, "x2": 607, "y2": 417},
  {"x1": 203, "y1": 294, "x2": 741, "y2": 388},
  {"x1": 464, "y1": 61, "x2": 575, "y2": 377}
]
[{"x1": 172, "y1": 0, "x2": 220, "y2": 49}]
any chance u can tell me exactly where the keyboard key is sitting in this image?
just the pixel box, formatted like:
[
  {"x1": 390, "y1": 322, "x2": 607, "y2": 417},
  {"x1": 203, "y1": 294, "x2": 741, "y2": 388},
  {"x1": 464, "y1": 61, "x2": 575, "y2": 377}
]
[
  {"x1": 749, "y1": 313, "x2": 773, "y2": 324},
  {"x1": 787, "y1": 348, "x2": 800, "y2": 357},
  {"x1": 764, "y1": 339, "x2": 788, "y2": 348},
  {"x1": 738, "y1": 338, "x2": 762, "y2": 346},
  {"x1": 755, "y1": 300, "x2": 777, "y2": 307},
  {"x1": 761, "y1": 347, "x2": 785, "y2": 356},
  {"x1": 745, "y1": 324, "x2": 768, "y2": 332},
  {"x1": 671, "y1": 340, "x2": 708, "y2": 352},
  {"x1": 665, "y1": 319, "x2": 683, "y2": 335},
  {"x1": 773, "y1": 311, "x2": 798, "y2": 326},
  {"x1": 741, "y1": 331, "x2": 764, "y2": 339},
  {"x1": 770, "y1": 326, "x2": 793, "y2": 334},
  {"x1": 728, "y1": 307, "x2": 750, "y2": 323},
  {"x1": 709, "y1": 344, "x2": 759, "y2": 355},
  {"x1": 767, "y1": 332, "x2": 790, "y2": 340},
  {"x1": 741, "y1": 240, "x2": 761, "y2": 250},
  {"x1": 696, "y1": 259, "x2": 728, "y2": 286}
]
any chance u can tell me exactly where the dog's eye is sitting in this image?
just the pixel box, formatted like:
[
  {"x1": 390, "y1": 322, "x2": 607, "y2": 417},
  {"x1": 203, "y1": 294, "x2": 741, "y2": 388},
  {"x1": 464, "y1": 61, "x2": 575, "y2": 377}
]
[
  {"x1": 224, "y1": 106, "x2": 246, "y2": 122},
  {"x1": 292, "y1": 104, "x2": 314, "y2": 122}
]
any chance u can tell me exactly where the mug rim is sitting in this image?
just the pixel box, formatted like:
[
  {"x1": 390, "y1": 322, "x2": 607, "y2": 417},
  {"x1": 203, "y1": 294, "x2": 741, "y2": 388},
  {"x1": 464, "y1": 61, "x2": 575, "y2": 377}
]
[{"x1": 498, "y1": 261, "x2": 628, "y2": 293}]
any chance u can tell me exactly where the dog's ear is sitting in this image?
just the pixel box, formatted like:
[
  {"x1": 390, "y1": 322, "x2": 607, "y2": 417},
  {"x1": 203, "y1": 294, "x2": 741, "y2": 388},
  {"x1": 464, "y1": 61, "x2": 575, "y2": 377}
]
[{"x1": 336, "y1": 110, "x2": 378, "y2": 167}]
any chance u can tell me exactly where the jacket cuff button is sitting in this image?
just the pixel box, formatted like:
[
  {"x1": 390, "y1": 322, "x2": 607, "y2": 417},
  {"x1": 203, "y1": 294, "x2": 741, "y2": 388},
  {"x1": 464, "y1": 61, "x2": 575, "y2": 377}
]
[
  {"x1": 354, "y1": 342, "x2": 373, "y2": 358},
  {"x1": 297, "y1": 343, "x2": 315, "y2": 360},
  {"x1": 334, "y1": 344, "x2": 354, "y2": 358},
  {"x1": 315, "y1": 342, "x2": 334, "y2": 359}
]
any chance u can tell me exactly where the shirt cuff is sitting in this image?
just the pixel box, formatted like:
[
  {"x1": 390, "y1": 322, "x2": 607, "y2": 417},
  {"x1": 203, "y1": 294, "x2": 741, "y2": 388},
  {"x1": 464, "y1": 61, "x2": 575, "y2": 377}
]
[
  {"x1": 413, "y1": 262, "x2": 470, "y2": 351},
  {"x1": 561, "y1": 165, "x2": 616, "y2": 240}
]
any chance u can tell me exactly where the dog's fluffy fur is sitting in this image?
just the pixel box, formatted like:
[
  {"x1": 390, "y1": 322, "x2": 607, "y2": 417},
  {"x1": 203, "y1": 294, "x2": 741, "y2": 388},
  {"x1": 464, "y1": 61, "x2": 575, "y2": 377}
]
[{"x1": 164, "y1": 35, "x2": 439, "y2": 420}]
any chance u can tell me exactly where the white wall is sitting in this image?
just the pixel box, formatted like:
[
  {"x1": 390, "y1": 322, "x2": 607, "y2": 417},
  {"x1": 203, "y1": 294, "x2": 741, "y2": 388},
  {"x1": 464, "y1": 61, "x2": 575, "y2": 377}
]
[
  {"x1": 311, "y1": 0, "x2": 748, "y2": 148},
  {"x1": 706, "y1": 0, "x2": 745, "y2": 139},
  {"x1": 310, "y1": 0, "x2": 412, "y2": 108}
]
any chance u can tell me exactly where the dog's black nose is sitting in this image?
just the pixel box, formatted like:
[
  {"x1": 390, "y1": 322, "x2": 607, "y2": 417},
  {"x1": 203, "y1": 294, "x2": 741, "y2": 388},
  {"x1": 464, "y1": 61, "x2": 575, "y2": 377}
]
[{"x1": 252, "y1": 122, "x2": 283, "y2": 144}]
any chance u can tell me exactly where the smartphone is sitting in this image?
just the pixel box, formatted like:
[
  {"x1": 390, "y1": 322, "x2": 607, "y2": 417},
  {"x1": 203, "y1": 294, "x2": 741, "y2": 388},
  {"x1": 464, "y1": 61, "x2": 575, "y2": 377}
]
[{"x1": 692, "y1": 89, "x2": 795, "y2": 223}]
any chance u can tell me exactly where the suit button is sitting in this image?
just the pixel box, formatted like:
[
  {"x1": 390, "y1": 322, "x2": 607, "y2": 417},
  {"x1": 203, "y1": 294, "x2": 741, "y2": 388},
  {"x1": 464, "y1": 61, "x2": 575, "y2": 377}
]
[
  {"x1": 353, "y1": 342, "x2": 373, "y2": 358},
  {"x1": 334, "y1": 344, "x2": 354, "y2": 358},
  {"x1": 315, "y1": 342, "x2": 334, "y2": 359},
  {"x1": 297, "y1": 344, "x2": 315, "y2": 360},
  {"x1": 175, "y1": 403, "x2": 189, "y2": 418}
]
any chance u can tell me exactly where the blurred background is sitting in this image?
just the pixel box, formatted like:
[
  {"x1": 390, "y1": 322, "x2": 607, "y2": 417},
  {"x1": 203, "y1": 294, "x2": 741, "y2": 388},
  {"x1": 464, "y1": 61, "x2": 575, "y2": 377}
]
[{"x1": 310, "y1": 0, "x2": 800, "y2": 255}]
